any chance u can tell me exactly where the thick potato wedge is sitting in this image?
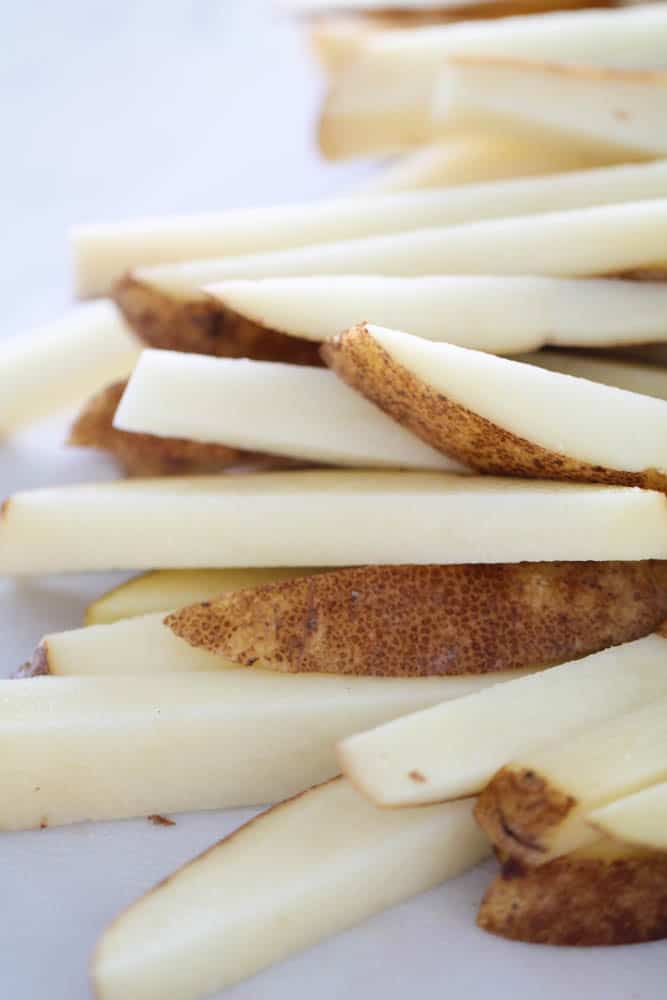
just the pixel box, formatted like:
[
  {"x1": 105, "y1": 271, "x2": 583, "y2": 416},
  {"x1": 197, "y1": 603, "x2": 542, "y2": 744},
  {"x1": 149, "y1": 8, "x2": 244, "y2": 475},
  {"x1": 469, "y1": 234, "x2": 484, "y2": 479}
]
[
  {"x1": 477, "y1": 840, "x2": 667, "y2": 946},
  {"x1": 323, "y1": 324, "x2": 667, "y2": 490},
  {"x1": 166, "y1": 561, "x2": 667, "y2": 677},
  {"x1": 589, "y1": 781, "x2": 667, "y2": 852}
]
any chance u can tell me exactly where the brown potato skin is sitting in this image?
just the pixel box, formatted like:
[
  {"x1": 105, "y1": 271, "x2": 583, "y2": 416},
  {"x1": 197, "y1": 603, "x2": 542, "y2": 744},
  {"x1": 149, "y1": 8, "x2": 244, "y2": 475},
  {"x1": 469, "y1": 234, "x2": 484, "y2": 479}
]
[
  {"x1": 322, "y1": 324, "x2": 667, "y2": 492},
  {"x1": 68, "y1": 381, "x2": 302, "y2": 477},
  {"x1": 478, "y1": 842, "x2": 667, "y2": 946},
  {"x1": 166, "y1": 561, "x2": 667, "y2": 677},
  {"x1": 113, "y1": 276, "x2": 323, "y2": 365}
]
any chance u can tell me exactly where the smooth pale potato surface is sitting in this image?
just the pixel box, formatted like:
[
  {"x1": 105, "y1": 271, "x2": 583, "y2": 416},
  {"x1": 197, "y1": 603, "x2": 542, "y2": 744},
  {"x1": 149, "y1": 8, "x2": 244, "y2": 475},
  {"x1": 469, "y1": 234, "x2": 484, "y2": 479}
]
[{"x1": 589, "y1": 782, "x2": 667, "y2": 851}]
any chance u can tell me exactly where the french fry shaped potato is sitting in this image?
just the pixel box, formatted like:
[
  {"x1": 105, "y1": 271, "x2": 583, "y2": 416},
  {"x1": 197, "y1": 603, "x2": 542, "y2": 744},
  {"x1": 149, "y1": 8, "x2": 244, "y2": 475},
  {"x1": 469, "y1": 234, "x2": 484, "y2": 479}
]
[
  {"x1": 589, "y1": 781, "x2": 667, "y2": 852},
  {"x1": 516, "y1": 352, "x2": 667, "y2": 399}
]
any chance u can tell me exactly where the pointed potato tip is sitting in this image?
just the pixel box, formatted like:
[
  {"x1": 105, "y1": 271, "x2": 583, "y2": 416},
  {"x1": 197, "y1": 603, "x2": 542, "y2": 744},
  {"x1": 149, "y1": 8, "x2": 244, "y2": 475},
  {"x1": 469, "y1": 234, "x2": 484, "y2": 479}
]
[{"x1": 13, "y1": 642, "x2": 50, "y2": 679}]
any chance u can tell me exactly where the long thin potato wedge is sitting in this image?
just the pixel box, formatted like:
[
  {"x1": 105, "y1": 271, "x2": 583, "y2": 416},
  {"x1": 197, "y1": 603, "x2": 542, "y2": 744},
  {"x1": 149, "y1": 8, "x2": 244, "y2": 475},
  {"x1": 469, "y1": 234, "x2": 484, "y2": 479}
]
[
  {"x1": 323, "y1": 324, "x2": 667, "y2": 489},
  {"x1": 0, "y1": 302, "x2": 139, "y2": 434},
  {"x1": 92, "y1": 779, "x2": 489, "y2": 1000},
  {"x1": 208, "y1": 275, "x2": 667, "y2": 351},
  {"x1": 4, "y1": 471, "x2": 667, "y2": 574},
  {"x1": 517, "y1": 352, "x2": 667, "y2": 398},
  {"x1": 475, "y1": 695, "x2": 667, "y2": 864},
  {"x1": 73, "y1": 159, "x2": 667, "y2": 299},
  {"x1": 338, "y1": 629, "x2": 667, "y2": 805},
  {"x1": 85, "y1": 568, "x2": 320, "y2": 625},
  {"x1": 166, "y1": 562, "x2": 667, "y2": 677},
  {"x1": 436, "y1": 57, "x2": 667, "y2": 156},
  {"x1": 478, "y1": 840, "x2": 667, "y2": 946},
  {"x1": 115, "y1": 351, "x2": 461, "y2": 470},
  {"x1": 589, "y1": 781, "x2": 667, "y2": 851}
]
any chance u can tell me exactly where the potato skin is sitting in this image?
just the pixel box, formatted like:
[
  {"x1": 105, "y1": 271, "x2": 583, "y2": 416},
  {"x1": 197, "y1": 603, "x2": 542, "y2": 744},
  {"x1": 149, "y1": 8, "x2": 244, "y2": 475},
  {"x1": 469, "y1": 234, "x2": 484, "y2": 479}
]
[
  {"x1": 113, "y1": 276, "x2": 323, "y2": 365},
  {"x1": 477, "y1": 843, "x2": 667, "y2": 946},
  {"x1": 166, "y1": 561, "x2": 667, "y2": 677},
  {"x1": 322, "y1": 324, "x2": 667, "y2": 492}
]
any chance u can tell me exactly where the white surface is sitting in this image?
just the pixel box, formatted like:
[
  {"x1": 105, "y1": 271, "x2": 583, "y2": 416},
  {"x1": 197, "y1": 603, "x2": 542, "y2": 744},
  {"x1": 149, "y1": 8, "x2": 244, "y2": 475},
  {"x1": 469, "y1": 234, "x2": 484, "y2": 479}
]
[{"x1": 1, "y1": 3, "x2": 665, "y2": 999}]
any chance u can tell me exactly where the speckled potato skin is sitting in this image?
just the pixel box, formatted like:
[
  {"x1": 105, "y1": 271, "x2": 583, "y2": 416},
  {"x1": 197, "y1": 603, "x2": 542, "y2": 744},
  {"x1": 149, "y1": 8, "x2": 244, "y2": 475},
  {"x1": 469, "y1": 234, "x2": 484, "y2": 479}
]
[
  {"x1": 68, "y1": 381, "x2": 300, "y2": 477},
  {"x1": 113, "y1": 275, "x2": 323, "y2": 365},
  {"x1": 322, "y1": 324, "x2": 667, "y2": 492},
  {"x1": 477, "y1": 842, "x2": 667, "y2": 946},
  {"x1": 166, "y1": 561, "x2": 667, "y2": 677}
]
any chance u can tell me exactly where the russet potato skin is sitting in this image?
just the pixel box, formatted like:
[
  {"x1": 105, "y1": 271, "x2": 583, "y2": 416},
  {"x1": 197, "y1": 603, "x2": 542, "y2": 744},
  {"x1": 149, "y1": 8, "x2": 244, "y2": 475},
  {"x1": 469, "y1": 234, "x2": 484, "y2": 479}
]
[
  {"x1": 166, "y1": 560, "x2": 667, "y2": 676},
  {"x1": 322, "y1": 323, "x2": 667, "y2": 491},
  {"x1": 113, "y1": 275, "x2": 323, "y2": 365},
  {"x1": 477, "y1": 841, "x2": 667, "y2": 946}
]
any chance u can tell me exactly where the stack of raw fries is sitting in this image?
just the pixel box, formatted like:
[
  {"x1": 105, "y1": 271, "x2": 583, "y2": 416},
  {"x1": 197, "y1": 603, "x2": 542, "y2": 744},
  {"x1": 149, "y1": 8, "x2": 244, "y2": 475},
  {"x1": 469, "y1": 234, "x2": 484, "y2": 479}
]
[{"x1": 3, "y1": 2, "x2": 667, "y2": 998}]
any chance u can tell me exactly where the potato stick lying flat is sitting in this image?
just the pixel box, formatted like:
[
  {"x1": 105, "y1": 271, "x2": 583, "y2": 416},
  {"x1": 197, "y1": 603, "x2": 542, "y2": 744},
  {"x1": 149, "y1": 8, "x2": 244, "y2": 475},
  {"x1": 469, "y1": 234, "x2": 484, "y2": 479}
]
[
  {"x1": 0, "y1": 302, "x2": 140, "y2": 434},
  {"x1": 475, "y1": 695, "x2": 667, "y2": 864},
  {"x1": 338, "y1": 630, "x2": 667, "y2": 806},
  {"x1": 517, "y1": 352, "x2": 667, "y2": 399},
  {"x1": 320, "y1": 6, "x2": 667, "y2": 157},
  {"x1": 74, "y1": 160, "x2": 667, "y2": 297},
  {"x1": 115, "y1": 350, "x2": 460, "y2": 470},
  {"x1": 589, "y1": 781, "x2": 667, "y2": 851},
  {"x1": 436, "y1": 58, "x2": 667, "y2": 157},
  {"x1": 3, "y1": 471, "x2": 667, "y2": 574},
  {"x1": 85, "y1": 567, "x2": 320, "y2": 625},
  {"x1": 92, "y1": 780, "x2": 489, "y2": 1000},
  {"x1": 207, "y1": 276, "x2": 667, "y2": 351},
  {"x1": 0, "y1": 674, "x2": 502, "y2": 830},
  {"x1": 324, "y1": 324, "x2": 667, "y2": 489}
]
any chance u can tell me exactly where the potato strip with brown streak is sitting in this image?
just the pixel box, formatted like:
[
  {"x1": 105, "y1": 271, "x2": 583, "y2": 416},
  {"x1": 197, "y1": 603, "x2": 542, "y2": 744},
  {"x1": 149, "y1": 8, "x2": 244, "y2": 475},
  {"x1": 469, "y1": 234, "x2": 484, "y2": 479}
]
[{"x1": 166, "y1": 561, "x2": 667, "y2": 677}]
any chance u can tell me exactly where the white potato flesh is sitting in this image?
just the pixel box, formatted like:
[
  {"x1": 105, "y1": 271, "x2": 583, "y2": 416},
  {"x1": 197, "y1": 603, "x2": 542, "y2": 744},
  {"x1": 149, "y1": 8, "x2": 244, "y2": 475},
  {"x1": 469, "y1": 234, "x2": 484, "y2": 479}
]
[
  {"x1": 0, "y1": 675, "x2": 499, "y2": 829},
  {"x1": 73, "y1": 161, "x2": 667, "y2": 296},
  {"x1": 141, "y1": 199, "x2": 667, "y2": 293},
  {"x1": 589, "y1": 781, "x2": 667, "y2": 851},
  {"x1": 208, "y1": 275, "x2": 667, "y2": 350},
  {"x1": 338, "y1": 632, "x2": 667, "y2": 806},
  {"x1": 3, "y1": 471, "x2": 667, "y2": 574},
  {"x1": 0, "y1": 302, "x2": 139, "y2": 433},
  {"x1": 517, "y1": 352, "x2": 667, "y2": 400},
  {"x1": 368, "y1": 324, "x2": 667, "y2": 471},
  {"x1": 115, "y1": 350, "x2": 461, "y2": 470},
  {"x1": 92, "y1": 779, "x2": 489, "y2": 1000}
]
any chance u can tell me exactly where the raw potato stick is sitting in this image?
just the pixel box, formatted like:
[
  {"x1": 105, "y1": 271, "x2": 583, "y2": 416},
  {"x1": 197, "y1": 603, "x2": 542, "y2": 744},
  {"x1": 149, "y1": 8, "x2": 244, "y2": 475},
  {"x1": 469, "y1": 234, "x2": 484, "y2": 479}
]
[
  {"x1": 75, "y1": 160, "x2": 667, "y2": 297},
  {"x1": 4, "y1": 471, "x2": 667, "y2": 574},
  {"x1": 0, "y1": 675, "x2": 499, "y2": 829},
  {"x1": 92, "y1": 779, "x2": 489, "y2": 1000},
  {"x1": 323, "y1": 324, "x2": 667, "y2": 489},
  {"x1": 475, "y1": 695, "x2": 667, "y2": 864},
  {"x1": 589, "y1": 781, "x2": 667, "y2": 851},
  {"x1": 207, "y1": 275, "x2": 667, "y2": 351},
  {"x1": 114, "y1": 350, "x2": 462, "y2": 470},
  {"x1": 0, "y1": 302, "x2": 140, "y2": 434},
  {"x1": 517, "y1": 352, "x2": 667, "y2": 399},
  {"x1": 167, "y1": 562, "x2": 667, "y2": 677},
  {"x1": 338, "y1": 629, "x2": 667, "y2": 805}
]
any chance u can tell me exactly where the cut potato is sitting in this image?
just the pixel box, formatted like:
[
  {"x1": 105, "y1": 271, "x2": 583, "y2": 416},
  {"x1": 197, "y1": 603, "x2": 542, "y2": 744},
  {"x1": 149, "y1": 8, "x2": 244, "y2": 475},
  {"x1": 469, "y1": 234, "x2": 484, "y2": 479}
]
[
  {"x1": 323, "y1": 323, "x2": 667, "y2": 489},
  {"x1": 4, "y1": 471, "x2": 667, "y2": 574},
  {"x1": 475, "y1": 695, "x2": 667, "y2": 865},
  {"x1": 338, "y1": 629, "x2": 667, "y2": 805},
  {"x1": 85, "y1": 567, "x2": 319, "y2": 625},
  {"x1": 478, "y1": 839, "x2": 667, "y2": 946},
  {"x1": 115, "y1": 351, "x2": 461, "y2": 470},
  {"x1": 517, "y1": 352, "x2": 667, "y2": 399},
  {"x1": 435, "y1": 57, "x2": 667, "y2": 157},
  {"x1": 208, "y1": 275, "x2": 667, "y2": 351},
  {"x1": 0, "y1": 302, "x2": 139, "y2": 434},
  {"x1": 0, "y1": 675, "x2": 501, "y2": 829},
  {"x1": 589, "y1": 781, "x2": 667, "y2": 851},
  {"x1": 71, "y1": 159, "x2": 667, "y2": 299},
  {"x1": 92, "y1": 779, "x2": 489, "y2": 1000},
  {"x1": 167, "y1": 562, "x2": 667, "y2": 677},
  {"x1": 320, "y1": 6, "x2": 667, "y2": 158}
]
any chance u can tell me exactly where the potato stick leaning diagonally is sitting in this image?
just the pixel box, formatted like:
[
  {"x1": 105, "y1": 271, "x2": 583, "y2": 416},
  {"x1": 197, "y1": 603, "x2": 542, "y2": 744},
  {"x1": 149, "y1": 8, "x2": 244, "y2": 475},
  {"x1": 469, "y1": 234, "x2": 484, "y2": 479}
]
[
  {"x1": 74, "y1": 160, "x2": 667, "y2": 297},
  {"x1": 588, "y1": 781, "x2": 667, "y2": 852},
  {"x1": 206, "y1": 275, "x2": 667, "y2": 352},
  {"x1": 516, "y1": 352, "x2": 667, "y2": 398},
  {"x1": 475, "y1": 695, "x2": 667, "y2": 865},
  {"x1": 337, "y1": 629, "x2": 667, "y2": 806},
  {"x1": 0, "y1": 301, "x2": 140, "y2": 434},
  {"x1": 114, "y1": 351, "x2": 462, "y2": 470},
  {"x1": 3, "y1": 471, "x2": 667, "y2": 574},
  {"x1": 92, "y1": 779, "x2": 489, "y2": 1000},
  {"x1": 323, "y1": 323, "x2": 667, "y2": 489},
  {"x1": 167, "y1": 561, "x2": 667, "y2": 677}
]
